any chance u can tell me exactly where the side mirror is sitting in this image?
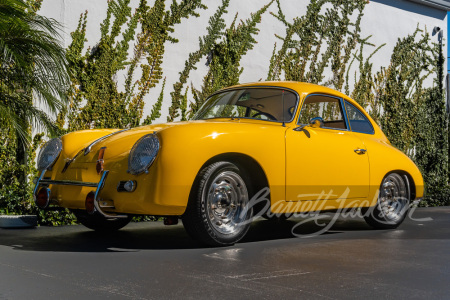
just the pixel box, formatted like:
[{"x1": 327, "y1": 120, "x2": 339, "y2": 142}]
[{"x1": 310, "y1": 117, "x2": 324, "y2": 128}]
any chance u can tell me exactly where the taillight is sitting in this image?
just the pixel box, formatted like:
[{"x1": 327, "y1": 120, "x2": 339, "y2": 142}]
[
  {"x1": 85, "y1": 191, "x2": 96, "y2": 214},
  {"x1": 36, "y1": 187, "x2": 50, "y2": 209}
]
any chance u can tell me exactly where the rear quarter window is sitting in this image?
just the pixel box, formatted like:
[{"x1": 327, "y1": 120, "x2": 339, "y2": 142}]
[{"x1": 344, "y1": 101, "x2": 374, "y2": 134}]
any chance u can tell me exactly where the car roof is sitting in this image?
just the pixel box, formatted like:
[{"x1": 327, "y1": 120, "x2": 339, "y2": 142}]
[{"x1": 220, "y1": 81, "x2": 352, "y2": 103}]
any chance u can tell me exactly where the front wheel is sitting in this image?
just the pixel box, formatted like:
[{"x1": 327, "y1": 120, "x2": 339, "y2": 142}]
[
  {"x1": 73, "y1": 210, "x2": 132, "y2": 232},
  {"x1": 182, "y1": 161, "x2": 253, "y2": 246},
  {"x1": 364, "y1": 173, "x2": 410, "y2": 229}
]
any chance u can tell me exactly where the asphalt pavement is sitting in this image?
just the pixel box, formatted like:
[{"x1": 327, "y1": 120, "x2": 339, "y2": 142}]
[{"x1": 0, "y1": 207, "x2": 449, "y2": 299}]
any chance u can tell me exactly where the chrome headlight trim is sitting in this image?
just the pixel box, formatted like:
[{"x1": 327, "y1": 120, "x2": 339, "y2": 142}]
[
  {"x1": 37, "y1": 138, "x2": 63, "y2": 171},
  {"x1": 128, "y1": 133, "x2": 160, "y2": 175}
]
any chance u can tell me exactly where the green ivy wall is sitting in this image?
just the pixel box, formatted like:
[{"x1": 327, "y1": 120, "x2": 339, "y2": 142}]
[{"x1": 0, "y1": 0, "x2": 448, "y2": 225}]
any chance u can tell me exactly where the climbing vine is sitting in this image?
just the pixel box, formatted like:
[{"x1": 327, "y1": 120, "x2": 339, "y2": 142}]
[
  {"x1": 266, "y1": 0, "x2": 449, "y2": 205},
  {"x1": 61, "y1": 0, "x2": 206, "y2": 131},
  {"x1": 1, "y1": 0, "x2": 449, "y2": 226},
  {"x1": 187, "y1": 0, "x2": 274, "y2": 117},
  {"x1": 167, "y1": 0, "x2": 230, "y2": 122},
  {"x1": 267, "y1": 0, "x2": 367, "y2": 92},
  {"x1": 352, "y1": 28, "x2": 449, "y2": 205}
]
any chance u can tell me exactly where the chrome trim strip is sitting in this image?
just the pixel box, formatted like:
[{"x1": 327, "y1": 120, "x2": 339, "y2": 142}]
[
  {"x1": 39, "y1": 179, "x2": 98, "y2": 187},
  {"x1": 61, "y1": 149, "x2": 83, "y2": 173},
  {"x1": 340, "y1": 98, "x2": 351, "y2": 131},
  {"x1": 33, "y1": 171, "x2": 47, "y2": 207},
  {"x1": 84, "y1": 129, "x2": 129, "y2": 156},
  {"x1": 33, "y1": 171, "x2": 46, "y2": 200}
]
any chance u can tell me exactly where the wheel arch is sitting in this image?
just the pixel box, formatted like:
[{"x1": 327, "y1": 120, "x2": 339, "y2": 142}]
[
  {"x1": 384, "y1": 169, "x2": 417, "y2": 201},
  {"x1": 188, "y1": 152, "x2": 270, "y2": 204}
]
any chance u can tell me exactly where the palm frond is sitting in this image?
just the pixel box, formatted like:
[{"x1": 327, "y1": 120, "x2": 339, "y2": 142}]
[{"x1": 0, "y1": 0, "x2": 69, "y2": 145}]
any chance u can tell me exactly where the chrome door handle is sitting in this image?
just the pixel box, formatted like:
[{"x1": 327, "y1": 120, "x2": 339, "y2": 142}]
[{"x1": 354, "y1": 148, "x2": 367, "y2": 154}]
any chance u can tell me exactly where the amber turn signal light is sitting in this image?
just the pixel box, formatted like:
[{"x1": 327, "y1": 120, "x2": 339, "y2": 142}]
[
  {"x1": 96, "y1": 147, "x2": 106, "y2": 174},
  {"x1": 85, "y1": 191, "x2": 96, "y2": 214},
  {"x1": 36, "y1": 187, "x2": 50, "y2": 209}
]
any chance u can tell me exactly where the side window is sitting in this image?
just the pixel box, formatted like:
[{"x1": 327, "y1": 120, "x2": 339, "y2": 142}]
[
  {"x1": 298, "y1": 95, "x2": 347, "y2": 130},
  {"x1": 344, "y1": 101, "x2": 374, "y2": 134}
]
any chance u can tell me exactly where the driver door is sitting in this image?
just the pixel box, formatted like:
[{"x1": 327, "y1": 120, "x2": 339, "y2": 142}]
[{"x1": 285, "y1": 94, "x2": 370, "y2": 203}]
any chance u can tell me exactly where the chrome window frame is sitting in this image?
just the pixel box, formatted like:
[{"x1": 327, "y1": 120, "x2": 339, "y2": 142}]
[
  {"x1": 342, "y1": 100, "x2": 375, "y2": 135},
  {"x1": 194, "y1": 86, "x2": 300, "y2": 124},
  {"x1": 296, "y1": 93, "x2": 350, "y2": 131}
]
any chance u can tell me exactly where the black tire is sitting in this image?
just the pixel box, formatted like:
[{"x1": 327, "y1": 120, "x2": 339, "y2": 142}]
[
  {"x1": 364, "y1": 173, "x2": 410, "y2": 229},
  {"x1": 182, "y1": 161, "x2": 253, "y2": 246},
  {"x1": 73, "y1": 210, "x2": 132, "y2": 232}
]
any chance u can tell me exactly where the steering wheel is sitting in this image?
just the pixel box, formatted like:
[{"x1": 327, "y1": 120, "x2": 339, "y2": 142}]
[{"x1": 251, "y1": 112, "x2": 277, "y2": 121}]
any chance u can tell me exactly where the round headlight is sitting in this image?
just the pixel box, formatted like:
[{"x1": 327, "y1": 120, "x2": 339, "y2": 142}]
[
  {"x1": 37, "y1": 138, "x2": 62, "y2": 171},
  {"x1": 128, "y1": 134, "x2": 160, "y2": 175}
]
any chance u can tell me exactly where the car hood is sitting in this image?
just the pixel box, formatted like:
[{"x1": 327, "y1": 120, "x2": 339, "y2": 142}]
[{"x1": 63, "y1": 119, "x2": 286, "y2": 162}]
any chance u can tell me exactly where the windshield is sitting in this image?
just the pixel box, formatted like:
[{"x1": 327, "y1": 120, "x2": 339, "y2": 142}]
[{"x1": 193, "y1": 88, "x2": 298, "y2": 122}]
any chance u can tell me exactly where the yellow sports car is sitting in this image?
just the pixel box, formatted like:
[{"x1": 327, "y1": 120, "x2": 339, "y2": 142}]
[{"x1": 33, "y1": 81, "x2": 424, "y2": 246}]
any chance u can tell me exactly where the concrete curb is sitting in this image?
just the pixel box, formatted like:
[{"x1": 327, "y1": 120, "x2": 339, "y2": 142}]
[{"x1": 0, "y1": 215, "x2": 37, "y2": 228}]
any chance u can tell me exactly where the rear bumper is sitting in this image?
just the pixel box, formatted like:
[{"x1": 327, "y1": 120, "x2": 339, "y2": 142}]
[{"x1": 33, "y1": 170, "x2": 128, "y2": 219}]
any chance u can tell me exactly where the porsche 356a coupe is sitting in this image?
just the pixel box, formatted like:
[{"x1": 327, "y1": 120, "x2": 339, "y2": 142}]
[{"x1": 34, "y1": 82, "x2": 424, "y2": 246}]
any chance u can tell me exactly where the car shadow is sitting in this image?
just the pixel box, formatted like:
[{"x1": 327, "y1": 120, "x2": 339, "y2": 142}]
[{"x1": 0, "y1": 215, "x2": 374, "y2": 253}]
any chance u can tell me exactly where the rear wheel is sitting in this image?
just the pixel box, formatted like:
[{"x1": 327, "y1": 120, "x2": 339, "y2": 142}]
[
  {"x1": 182, "y1": 161, "x2": 253, "y2": 246},
  {"x1": 73, "y1": 210, "x2": 132, "y2": 232},
  {"x1": 364, "y1": 173, "x2": 410, "y2": 229}
]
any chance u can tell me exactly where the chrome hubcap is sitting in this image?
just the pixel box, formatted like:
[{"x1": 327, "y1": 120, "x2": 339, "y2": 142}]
[
  {"x1": 378, "y1": 174, "x2": 408, "y2": 222},
  {"x1": 205, "y1": 171, "x2": 249, "y2": 235}
]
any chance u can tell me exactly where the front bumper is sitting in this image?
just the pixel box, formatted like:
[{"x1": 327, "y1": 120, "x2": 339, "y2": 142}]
[{"x1": 33, "y1": 170, "x2": 128, "y2": 219}]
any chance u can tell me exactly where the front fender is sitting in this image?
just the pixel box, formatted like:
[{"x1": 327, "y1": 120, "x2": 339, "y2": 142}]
[{"x1": 153, "y1": 121, "x2": 287, "y2": 213}]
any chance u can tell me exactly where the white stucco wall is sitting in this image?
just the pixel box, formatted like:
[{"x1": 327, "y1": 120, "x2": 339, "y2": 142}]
[{"x1": 39, "y1": 0, "x2": 447, "y2": 124}]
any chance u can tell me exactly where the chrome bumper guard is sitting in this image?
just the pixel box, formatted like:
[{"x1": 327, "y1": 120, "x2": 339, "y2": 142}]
[{"x1": 33, "y1": 170, "x2": 128, "y2": 219}]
